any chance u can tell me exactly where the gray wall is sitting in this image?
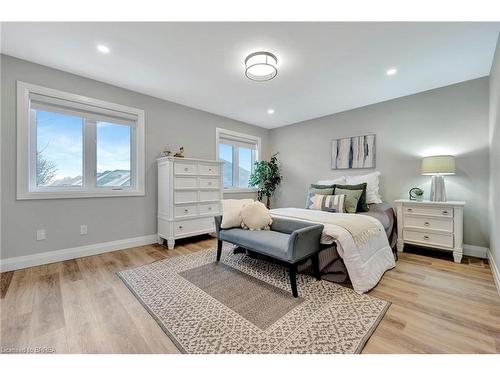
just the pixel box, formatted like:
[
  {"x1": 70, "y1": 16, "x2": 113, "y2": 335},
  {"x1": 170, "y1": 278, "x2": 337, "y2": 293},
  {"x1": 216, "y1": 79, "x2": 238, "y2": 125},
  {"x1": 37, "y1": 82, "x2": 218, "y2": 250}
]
[
  {"x1": 489, "y1": 35, "x2": 500, "y2": 268},
  {"x1": 270, "y1": 78, "x2": 490, "y2": 248},
  {"x1": 1, "y1": 55, "x2": 270, "y2": 259}
]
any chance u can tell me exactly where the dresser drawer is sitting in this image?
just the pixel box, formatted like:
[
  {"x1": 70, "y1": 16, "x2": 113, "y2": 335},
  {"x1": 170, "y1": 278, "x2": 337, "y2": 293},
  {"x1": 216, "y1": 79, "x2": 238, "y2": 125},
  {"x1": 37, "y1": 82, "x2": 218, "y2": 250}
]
[
  {"x1": 199, "y1": 190, "x2": 220, "y2": 202},
  {"x1": 403, "y1": 229, "x2": 453, "y2": 248},
  {"x1": 403, "y1": 205, "x2": 453, "y2": 217},
  {"x1": 199, "y1": 177, "x2": 219, "y2": 189},
  {"x1": 174, "y1": 217, "x2": 214, "y2": 236},
  {"x1": 175, "y1": 176, "x2": 198, "y2": 189},
  {"x1": 199, "y1": 202, "x2": 220, "y2": 215},
  {"x1": 174, "y1": 190, "x2": 198, "y2": 204},
  {"x1": 174, "y1": 204, "x2": 198, "y2": 218},
  {"x1": 174, "y1": 161, "x2": 197, "y2": 175},
  {"x1": 404, "y1": 216, "x2": 453, "y2": 233},
  {"x1": 199, "y1": 163, "x2": 220, "y2": 175}
]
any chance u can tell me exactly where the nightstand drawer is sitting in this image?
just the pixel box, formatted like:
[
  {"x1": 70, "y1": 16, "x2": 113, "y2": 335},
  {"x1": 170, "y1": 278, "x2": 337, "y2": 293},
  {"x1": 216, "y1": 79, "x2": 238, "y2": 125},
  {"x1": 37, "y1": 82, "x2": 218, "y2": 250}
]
[
  {"x1": 404, "y1": 205, "x2": 453, "y2": 217},
  {"x1": 403, "y1": 229, "x2": 453, "y2": 248},
  {"x1": 404, "y1": 216, "x2": 453, "y2": 232}
]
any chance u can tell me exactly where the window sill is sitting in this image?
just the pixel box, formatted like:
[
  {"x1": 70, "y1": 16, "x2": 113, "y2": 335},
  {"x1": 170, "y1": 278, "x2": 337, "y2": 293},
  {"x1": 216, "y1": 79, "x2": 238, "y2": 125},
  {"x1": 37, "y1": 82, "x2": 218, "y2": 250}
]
[
  {"x1": 223, "y1": 188, "x2": 258, "y2": 194},
  {"x1": 17, "y1": 190, "x2": 145, "y2": 200}
]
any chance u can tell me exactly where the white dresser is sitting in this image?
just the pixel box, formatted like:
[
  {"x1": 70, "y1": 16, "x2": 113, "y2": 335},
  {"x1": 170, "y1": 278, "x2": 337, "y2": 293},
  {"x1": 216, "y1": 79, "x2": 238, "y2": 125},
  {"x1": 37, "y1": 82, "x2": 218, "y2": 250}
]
[
  {"x1": 157, "y1": 156, "x2": 224, "y2": 249},
  {"x1": 394, "y1": 199, "x2": 466, "y2": 263}
]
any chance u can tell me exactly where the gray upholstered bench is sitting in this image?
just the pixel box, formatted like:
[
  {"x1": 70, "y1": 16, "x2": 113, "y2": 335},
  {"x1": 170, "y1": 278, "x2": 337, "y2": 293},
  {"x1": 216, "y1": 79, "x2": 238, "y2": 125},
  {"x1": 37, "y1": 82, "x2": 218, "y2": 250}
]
[{"x1": 214, "y1": 216, "x2": 324, "y2": 297}]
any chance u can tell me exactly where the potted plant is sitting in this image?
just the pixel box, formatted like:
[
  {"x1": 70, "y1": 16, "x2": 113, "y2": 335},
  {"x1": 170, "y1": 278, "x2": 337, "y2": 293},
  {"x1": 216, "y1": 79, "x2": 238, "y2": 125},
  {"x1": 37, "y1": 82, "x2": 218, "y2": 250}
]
[
  {"x1": 409, "y1": 187, "x2": 424, "y2": 201},
  {"x1": 249, "y1": 153, "x2": 282, "y2": 209}
]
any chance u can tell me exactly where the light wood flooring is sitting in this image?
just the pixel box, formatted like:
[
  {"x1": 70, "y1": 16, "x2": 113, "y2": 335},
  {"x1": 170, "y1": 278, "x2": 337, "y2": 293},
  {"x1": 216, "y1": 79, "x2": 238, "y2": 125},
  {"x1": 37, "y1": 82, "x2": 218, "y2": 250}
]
[{"x1": 1, "y1": 236, "x2": 499, "y2": 353}]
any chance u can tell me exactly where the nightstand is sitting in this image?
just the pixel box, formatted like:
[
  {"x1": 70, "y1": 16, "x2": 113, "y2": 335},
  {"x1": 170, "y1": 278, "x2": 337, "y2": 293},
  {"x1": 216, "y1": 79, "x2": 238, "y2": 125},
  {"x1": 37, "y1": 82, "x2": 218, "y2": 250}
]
[{"x1": 394, "y1": 199, "x2": 466, "y2": 263}]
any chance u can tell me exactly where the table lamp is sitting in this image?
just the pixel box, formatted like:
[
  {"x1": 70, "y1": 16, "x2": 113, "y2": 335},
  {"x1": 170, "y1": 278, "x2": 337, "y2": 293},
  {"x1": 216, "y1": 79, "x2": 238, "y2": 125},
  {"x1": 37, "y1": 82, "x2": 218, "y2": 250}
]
[{"x1": 421, "y1": 155, "x2": 455, "y2": 202}]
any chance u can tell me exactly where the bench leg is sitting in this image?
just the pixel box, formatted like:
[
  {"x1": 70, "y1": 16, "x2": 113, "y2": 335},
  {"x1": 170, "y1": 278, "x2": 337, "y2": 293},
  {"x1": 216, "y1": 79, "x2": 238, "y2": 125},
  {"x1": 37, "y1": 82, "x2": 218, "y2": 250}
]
[
  {"x1": 312, "y1": 252, "x2": 321, "y2": 281},
  {"x1": 289, "y1": 265, "x2": 298, "y2": 298},
  {"x1": 216, "y1": 240, "x2": 223, "y2": 261}
]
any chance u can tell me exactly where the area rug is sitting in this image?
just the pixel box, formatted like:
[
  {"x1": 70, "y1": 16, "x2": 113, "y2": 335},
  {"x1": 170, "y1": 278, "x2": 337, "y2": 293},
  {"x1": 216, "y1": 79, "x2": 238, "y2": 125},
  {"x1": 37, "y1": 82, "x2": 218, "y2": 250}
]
[{"x1": 117, "y1": 245, "x2": 390, "y2": 354}]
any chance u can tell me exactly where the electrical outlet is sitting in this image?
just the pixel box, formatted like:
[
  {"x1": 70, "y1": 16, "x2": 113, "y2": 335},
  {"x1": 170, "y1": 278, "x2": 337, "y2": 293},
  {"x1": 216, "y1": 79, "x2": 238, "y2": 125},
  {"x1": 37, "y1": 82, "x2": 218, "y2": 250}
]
[
  {"x1": 36, "y1": 229, "x2": 46, "y2": 241},
  {"x1": 80, "y1": 225, "x2": 88, "y2": 235}
]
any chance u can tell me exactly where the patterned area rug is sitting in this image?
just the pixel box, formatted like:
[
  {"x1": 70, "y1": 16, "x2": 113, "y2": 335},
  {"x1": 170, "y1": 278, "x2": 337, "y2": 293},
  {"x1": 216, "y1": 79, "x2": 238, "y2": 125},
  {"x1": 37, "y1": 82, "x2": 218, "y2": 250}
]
[{"x1": 117, "y1": 245, "x2": 390, "y2": 354}]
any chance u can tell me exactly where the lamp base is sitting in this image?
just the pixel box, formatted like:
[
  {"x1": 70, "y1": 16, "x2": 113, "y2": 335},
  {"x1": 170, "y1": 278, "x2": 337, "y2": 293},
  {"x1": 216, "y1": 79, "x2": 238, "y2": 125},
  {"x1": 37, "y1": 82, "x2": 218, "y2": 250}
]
[{"x1": 430, "y1": 175, "x2": 446, "y2": 202}]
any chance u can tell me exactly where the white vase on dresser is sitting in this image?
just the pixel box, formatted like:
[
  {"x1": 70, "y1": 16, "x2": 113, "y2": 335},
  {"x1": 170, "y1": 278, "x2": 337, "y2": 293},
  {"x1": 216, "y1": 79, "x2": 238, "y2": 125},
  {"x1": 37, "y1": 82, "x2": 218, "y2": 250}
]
[
  {"x1": 394, "y1": 199, "x2": 466, "y2": 263},
  {"x1": 157, "y1": 156, "x2": 224, "y2": 249}
]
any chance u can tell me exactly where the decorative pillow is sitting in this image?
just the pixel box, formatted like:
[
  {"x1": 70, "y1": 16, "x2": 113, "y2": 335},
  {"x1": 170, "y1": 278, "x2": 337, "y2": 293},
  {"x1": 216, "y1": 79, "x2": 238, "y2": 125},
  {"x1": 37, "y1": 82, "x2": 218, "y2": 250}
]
[
  {"x1": 315, "y1": 176, "x2": 346, "y2": 185},
  {"x1": 333, "y1": 183, "x2": 368, "y2": 212},
  {"x1": 345, "y1": 172, "x2": 382, "y2": 204},
  {"x1": 310, "y1": 194, "x2": 346, "y2": 213},
  {"x1": 334, "y1": 188, "x2": 363, "y2": 213},
  {"x1": 221, "y1": 199, "x2": 254, "y2": 229},
  {"x1": 306, "y1": 184, "x2": 335, "y2": 208},
  {"x1": 240, "y1": 201, "x2": 273, "y2": 230}
]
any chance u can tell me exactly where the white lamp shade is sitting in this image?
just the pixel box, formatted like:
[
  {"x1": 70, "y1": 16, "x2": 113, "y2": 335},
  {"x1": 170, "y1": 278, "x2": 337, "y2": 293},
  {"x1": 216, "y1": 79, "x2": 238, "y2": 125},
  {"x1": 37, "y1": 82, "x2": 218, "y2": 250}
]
[{"x1": 421, "y1": 155, "x2": 456, "y2": 175}]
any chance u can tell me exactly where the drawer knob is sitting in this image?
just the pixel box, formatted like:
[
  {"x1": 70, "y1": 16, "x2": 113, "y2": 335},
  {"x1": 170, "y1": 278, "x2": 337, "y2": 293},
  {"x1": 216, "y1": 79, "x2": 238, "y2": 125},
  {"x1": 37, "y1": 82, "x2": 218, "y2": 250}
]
[
  {"x1": 184, "y1": 167, "x2": 188, "y2": 172},
  {"x1": 208, "y1": 207, "x2": 212, "y2": 210},
  {"x1": 184, "y1": 209, "x2": 188, "y2": 213},
  {"x1": 423, "y1": 235, "x2": 429, "y2": 240},
  {"x1": 209, "y1": 168, "x2": 212, "y2": 171},
  {"x1": 442, "y1": 210, "x2": 448, "y2": 214},
  {"x1": 407, "y1": 208, "x2": 413, "y2": 211},
  {"x1": 424, "y1": 222, "x2": 430, "y2": 226},
  {"x1": 179, "y1": 225, "x2": 183, "y2": 229}
]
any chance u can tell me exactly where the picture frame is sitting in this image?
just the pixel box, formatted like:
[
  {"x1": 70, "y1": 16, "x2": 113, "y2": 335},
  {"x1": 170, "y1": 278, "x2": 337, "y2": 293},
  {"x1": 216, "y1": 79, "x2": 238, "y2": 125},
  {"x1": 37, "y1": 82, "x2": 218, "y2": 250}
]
[{"x1": 331, "y1": 134, "x2": 376, "y2": 169}]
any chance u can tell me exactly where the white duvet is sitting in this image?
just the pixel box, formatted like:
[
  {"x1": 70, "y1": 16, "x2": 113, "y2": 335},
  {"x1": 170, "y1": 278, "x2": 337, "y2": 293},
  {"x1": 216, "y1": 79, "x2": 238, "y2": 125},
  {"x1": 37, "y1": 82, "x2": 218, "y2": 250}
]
[{"x1": 270, "y1": 207, "x2": 396, "y2": 294}]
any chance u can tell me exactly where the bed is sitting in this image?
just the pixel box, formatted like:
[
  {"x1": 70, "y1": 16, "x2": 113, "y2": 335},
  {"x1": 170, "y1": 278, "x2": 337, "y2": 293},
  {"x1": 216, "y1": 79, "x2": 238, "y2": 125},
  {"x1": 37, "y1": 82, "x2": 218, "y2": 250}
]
[{"x1": 270, "y1": 203, "x2": 397, "y2": 293}]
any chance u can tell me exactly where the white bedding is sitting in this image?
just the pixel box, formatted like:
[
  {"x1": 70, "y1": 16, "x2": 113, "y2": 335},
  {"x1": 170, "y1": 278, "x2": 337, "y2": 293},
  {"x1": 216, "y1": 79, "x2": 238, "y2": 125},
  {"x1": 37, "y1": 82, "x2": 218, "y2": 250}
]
[{"x1": 270, "y1": 207, "x2": 396, "y2": 293}]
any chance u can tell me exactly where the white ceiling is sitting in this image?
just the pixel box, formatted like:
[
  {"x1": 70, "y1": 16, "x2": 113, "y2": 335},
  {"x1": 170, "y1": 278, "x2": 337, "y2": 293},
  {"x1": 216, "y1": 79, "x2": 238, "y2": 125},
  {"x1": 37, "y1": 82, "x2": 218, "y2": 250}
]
[{"x1": 2, "y1": 22, "x2": 499, "y2": 129}]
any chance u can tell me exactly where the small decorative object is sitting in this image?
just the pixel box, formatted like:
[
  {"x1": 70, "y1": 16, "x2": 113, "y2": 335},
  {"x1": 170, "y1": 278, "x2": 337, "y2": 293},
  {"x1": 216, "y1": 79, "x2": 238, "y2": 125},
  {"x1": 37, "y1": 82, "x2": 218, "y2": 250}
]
[
  {"x1": 174, "y1": 146, "x2": 185, "y2": 158},
  {"x1": 331, "y1": 134, "x2": 376, "y2": 169},
  {"x1": 160, "y1": 148, "x2": 172, "y2": 157},
  {"x1": 409, "y1": 187, "x2": 424, "y2": 201},
  {"x1": 245, "y1": 51, "x2": 278, "y2": 82},
  {"x1": 421, "y1": 155, "x2": 455, "y2": 202},
  {"x1": 249, "y1": 153, "x2": 282, "y2": 209}
]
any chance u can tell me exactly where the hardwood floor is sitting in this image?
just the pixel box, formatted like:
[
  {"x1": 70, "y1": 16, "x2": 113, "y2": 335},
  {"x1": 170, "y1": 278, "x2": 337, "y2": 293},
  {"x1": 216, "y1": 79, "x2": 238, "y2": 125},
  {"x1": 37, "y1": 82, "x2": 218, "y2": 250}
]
[{"x1": 1, "y1": 236, "x2": 499, "y2": 353}]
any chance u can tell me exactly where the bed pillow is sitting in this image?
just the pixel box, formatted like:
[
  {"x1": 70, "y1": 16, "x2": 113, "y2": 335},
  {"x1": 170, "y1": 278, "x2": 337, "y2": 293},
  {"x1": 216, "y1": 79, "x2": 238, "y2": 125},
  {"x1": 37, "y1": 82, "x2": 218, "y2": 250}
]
[
  {"x1": 221, "y1": 199, "x2": 254, "y2": 229},
  {"x1": 334, "y1": 183, "x2": 369, "y2": 212},
  {"x1": 306, "y1": 184, "x2": 335, "y2": 208},
  {"x1": 345, "y1": 172, "x2": 382, "y2": 204},
  {"x1": 315, "y1": 176, "x2": 346, "y2": 185},
  {"x1": 334, "y1": 188, "x2": 363, "y2": 213},
  {"x1": 240, "y1": 201, "x2": 273, "y2": 230},
  {"x1": 310, "y1": 194, "x2": 346, "y2": 213}
]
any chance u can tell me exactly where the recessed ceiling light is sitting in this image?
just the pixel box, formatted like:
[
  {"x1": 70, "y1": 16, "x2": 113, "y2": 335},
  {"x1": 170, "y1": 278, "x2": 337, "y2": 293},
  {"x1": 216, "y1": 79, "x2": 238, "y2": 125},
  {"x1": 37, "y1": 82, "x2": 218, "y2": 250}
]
[
  {"x1": 386, "y1": 68, "x2": 397, "y2": 76},
  {"x1": 267, "y1": 108, "x2": 275, "y2": 115},
  {"x1": 97, "y1": 44, "x2": 110, "y2": 54}
]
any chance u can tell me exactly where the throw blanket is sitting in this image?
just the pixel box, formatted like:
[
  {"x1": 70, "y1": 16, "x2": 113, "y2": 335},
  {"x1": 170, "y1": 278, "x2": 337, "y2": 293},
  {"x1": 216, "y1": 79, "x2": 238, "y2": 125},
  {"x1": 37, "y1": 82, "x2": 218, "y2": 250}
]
[{"x1": 270, "y1": 208, "x2": 395, "y2": 293}]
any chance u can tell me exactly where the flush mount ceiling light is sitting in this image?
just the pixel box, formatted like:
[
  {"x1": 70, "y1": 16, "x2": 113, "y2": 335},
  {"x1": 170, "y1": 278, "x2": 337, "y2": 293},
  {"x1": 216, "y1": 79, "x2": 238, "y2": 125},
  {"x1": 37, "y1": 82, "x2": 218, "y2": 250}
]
[
  {"x1": 245, "y1": 51, "x2": 278, "y2": 82},
  {"x1": 97, "y1": 44, "x2": 110, "y2": 54},
  {"x1": 267, "y1": 108, "x2": 275, "y2": 115},
  {"x1": 386, "y1": 68, "x2": 397, "y2": 76}
]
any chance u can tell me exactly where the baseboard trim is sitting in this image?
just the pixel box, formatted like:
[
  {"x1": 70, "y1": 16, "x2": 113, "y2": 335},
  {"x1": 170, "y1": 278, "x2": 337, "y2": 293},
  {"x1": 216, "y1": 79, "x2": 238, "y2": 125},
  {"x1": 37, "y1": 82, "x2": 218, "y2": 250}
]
[
  {"x1": 487, "y1": 250, "x2": 500, "y2": 297},
  {"x1": 0, "y1": 234, "x2": 158, "y2": 272},
  {"x1": 463, "y1": 244, "x2": 488, "y2": 259}
]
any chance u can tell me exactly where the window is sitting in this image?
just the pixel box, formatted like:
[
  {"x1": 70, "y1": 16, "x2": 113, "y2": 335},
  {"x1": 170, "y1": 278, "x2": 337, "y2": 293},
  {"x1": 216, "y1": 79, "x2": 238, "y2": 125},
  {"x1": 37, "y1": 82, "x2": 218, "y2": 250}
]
[
  {"x1": 17, "y1": 81, "x2": 145, "y2": 199},
  {"x1": 216, "y1": 128, "x2": 260, "y2": 191}
]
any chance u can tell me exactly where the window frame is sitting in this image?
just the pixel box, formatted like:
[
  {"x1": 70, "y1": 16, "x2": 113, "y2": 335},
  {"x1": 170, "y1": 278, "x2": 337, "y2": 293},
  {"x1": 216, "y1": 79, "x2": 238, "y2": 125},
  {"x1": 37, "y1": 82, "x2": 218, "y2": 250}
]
[
  {"x1": 17, "y1": 81, "x2": 145, "y2": 200},
  {"x1": 215, "y1": 128, "x2": 261, "y2": 193}
]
